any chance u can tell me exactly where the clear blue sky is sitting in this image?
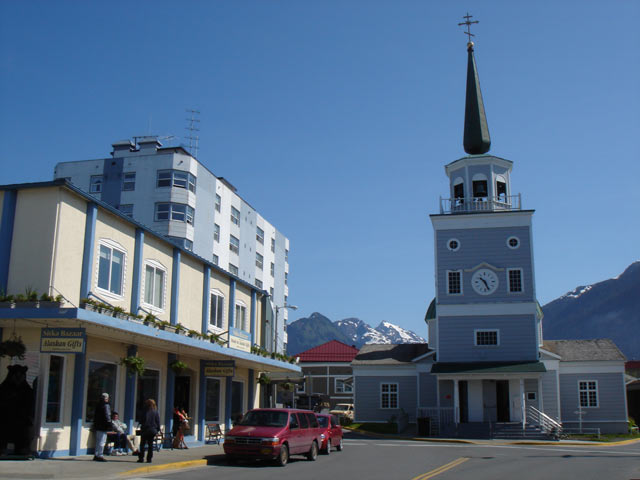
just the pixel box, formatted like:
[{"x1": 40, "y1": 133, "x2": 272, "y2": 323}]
[{"x1": 1, "y1": 1, "x2": 638, "y2": 339}]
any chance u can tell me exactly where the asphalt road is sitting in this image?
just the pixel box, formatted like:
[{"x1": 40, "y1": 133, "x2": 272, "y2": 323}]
[{"x1": 137, "y1": 433, "x2": 640, "y2": 480}]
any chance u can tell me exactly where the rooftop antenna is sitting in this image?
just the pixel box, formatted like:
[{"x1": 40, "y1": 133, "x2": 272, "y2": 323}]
[{"x1": 185, "y1": 109, "x2": 200, "y2": 158}]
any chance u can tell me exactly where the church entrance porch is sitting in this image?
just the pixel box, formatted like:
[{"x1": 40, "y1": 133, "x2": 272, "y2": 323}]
[{"x1": 429, "y1": 360, "x2": 547, "y2": 438}]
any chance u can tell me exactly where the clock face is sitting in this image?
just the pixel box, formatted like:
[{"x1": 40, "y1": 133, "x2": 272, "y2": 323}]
[{"x1": 471, "y1": 269, "x2": 499, "y2": 295}]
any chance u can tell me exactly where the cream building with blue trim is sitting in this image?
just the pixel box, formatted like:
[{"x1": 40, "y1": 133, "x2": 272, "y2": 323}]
[{"x1": 0, "y1": 179, "x2": 299, "y2": 457}]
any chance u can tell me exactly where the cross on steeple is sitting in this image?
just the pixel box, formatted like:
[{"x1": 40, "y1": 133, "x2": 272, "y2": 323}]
[{"x1": 458, "y1": 13, "x2": 479, "y2": 43}]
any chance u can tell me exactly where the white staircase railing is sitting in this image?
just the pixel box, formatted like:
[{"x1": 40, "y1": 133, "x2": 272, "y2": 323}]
[{"x1": 526, "y1": 406, "x2": 562, "y2": 437}]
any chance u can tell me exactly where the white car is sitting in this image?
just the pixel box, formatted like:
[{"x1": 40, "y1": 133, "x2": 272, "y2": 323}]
[{"x1": 329, "y1": 403, "x2": 354, "y2": 420}]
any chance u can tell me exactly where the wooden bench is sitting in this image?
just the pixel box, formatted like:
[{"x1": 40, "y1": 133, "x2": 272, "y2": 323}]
[{"x1": 205, "y1": 423, "x2": 222, "y2": 444}]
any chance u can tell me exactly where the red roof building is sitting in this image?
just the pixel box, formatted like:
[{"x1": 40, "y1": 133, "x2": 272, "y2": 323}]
[
  {"x1": 294, "y1": 340, "x2": 359, "y2": 409},
  {"x1": 296, "y1": 340, "x2": 359, "y2": 363}
]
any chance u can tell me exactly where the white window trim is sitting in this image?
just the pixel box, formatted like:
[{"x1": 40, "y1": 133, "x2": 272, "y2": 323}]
[
  {"x1": 380, "y1": 382, "x2": 399, "y2": 409},
  {"x1": 95, "y1": 239, "x2": 127, "y2": 300},
  {"x1": 507, "y1": 268, "x2": 524, "y2": 294},
  {"x1": 42, "y1": 354, "x2": 67, "y2": 427},
  {"x1": 526, "y1": 392, "x2": 537, "y2": 401},
  {"x1": 578, "y1": 380, "x2": 599, "y2": 408},
  {"x1": 235, "y1": 300, "x2": 248, "y2": 332},
  {"x1": 296, "y1": 382, "x2": 306, "y2": 394},
  {"x1": 446, "y1": 270, "x2": 463, "y2": 295},
  {"x1": 334, "y1": 377, "x2": 353, "y2": 394},
  {"x1": 474, "y1": 329, "x2": 500, "y2": 347},
  {"x1": 447, "y1": 238, "x2": 461, "y2": 252},
  {"x1": 141, "y1": 259, "x2": 167, "y2": 313},
  {"x1": 506, "y1": 236, "x2": 520, "y2": 249},
  {"x1": 209, "y1": 288, "x2": 226, "y2": 332}
]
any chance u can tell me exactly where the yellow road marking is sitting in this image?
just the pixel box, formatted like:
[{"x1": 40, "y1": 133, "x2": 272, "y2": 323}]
[{"x1": 411, "y1": 457, "x2": 469, "y2": 480}]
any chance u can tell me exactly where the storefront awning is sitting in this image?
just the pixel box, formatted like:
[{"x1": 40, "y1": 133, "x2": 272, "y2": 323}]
[{"x1": 431, "y1": 361, "x2": 546, "y2": 375}]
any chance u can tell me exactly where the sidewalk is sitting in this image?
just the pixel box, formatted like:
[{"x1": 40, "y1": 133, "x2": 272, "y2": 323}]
[{"x1": 0, "y1": 443, "x2": 225, "y2": 480}]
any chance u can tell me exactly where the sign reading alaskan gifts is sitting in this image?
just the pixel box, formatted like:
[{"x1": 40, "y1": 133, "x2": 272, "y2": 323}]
[
  {"x1": 40, "y1": 328, "x2": 86, "y2": 353},
  {"x1": 228, "y1": 326, "x2": 251, "y2": 352},
  {"x1": 203, "y1": 360, "x2": 235, "y2": 377}
]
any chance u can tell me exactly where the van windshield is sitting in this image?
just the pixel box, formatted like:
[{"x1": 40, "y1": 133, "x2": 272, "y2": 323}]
[{"x1": 237, "y1": 411, "x2": 289, "y2": 427}]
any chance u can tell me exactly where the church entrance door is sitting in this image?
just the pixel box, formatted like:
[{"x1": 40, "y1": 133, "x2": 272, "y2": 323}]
[{"x1": 496, "y1": 380, "x2": 510, "y2": 422}]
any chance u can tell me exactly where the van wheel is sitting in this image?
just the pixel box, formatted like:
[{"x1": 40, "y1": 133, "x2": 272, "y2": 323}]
[
  {"x1": 276, "y1": 444, "x2": 288, "y2": 467},
  {"x1": 323, "y1": 439, "x2": 331, "y2": 455},
  {"x1": 307, "y1": 441, "x2": 318, "y2": 461},
  {"x1": 336, "y1": 437, "x2": 343, "y2": 451}
]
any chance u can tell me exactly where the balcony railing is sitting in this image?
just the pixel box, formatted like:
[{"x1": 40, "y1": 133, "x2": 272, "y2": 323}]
[{"x1": 439, "y1": 194, "x2": 522, "y2": 214}]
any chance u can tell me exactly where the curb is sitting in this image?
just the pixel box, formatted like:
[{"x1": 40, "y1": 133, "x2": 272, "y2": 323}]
[
  {"x1": 344, "y1": 428, "x2": 640, "y2": 447},
  {"x1": 120, "y1": 459, "x2": 207, "y2": 477}
]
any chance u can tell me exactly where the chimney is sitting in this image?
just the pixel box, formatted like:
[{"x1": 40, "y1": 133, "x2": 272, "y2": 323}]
[
  {"x1": 111, "y1": 139, "x2": 134, "y2": 156},
  {"x1": 137, "y1": 136, "x2": 162, "y2": 153}
]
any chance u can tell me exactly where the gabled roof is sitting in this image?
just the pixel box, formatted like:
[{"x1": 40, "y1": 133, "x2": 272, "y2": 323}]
[
  {"x1": 352, "y1": 343, "x2": 432, "y2": 366},
  {"x1": 543, "y1": 339, "x2": 626, "y2": 362},
  {"x1": 295, "y1": 340, "x2": 359, "y2": 363}
]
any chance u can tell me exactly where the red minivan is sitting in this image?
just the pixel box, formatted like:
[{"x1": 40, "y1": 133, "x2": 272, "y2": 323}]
[{"x1": 223, "y1": 408, "x2": 322, "y2": 466}]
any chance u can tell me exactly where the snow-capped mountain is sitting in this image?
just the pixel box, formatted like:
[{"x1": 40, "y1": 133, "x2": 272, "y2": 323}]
[
  {"x1": 288, "y1": 314, "x2": 426, "y2": 354},
  {"x1": 543, "y1": 261, "x2": 640, "y2": 360}
]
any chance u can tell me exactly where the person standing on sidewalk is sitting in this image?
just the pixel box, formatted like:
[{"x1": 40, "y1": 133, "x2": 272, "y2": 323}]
[
  {"x1": 137, "y1": 398, "x2": 160, "y2": 463},
  {"x1": 93, "y1": 393, "x2": 112, "y2": 462}
]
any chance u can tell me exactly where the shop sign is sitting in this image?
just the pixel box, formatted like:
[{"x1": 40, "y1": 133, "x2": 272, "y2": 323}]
[
  {"x1": 228, "y1": 327, "x2": 251, "y2": 352},
  {"x1": 203, "y1": 360, "x2": 235, "y2": 377},
  {"x1": 40, "y1": 328, "x2": 86, "y2": 353}
]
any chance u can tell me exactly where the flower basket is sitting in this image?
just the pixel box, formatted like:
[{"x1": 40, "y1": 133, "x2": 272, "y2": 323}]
[
  {"x1": 169, "y1": 360, "x2": 188, "y2": 375},
  {"x1": 0, "y1": 336, "x2": 26, "y2": 360},
  {"x1": 119, "y1": 355, "x2": 146, "y2": 377},
  {"x1": 121, "y1": 357, "x2": 144, "y2": 376},
  {"x1": 257, "y1": 373, "x2": 271, "y2": 385}
]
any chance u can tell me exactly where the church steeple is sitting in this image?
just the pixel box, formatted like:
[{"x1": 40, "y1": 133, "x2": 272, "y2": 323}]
[{"x1": 459, "y1": 14, "x2": 491, "y2": 155}]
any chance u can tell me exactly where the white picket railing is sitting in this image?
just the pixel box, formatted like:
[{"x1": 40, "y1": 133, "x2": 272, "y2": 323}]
[
  {"x1": 439, "y1": 194, "x2": 522, "y2": 214},
  {"x1": 416, "y1": 407, "x2": 457, "y2": 436},
  {"x1": 526, "y1": 405, "x2": 563, "y2": 437}
]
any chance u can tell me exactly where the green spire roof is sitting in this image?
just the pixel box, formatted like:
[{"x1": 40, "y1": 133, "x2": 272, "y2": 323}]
[{"x1": 463, "y1": 42, "x2": 491, "y2": 154}]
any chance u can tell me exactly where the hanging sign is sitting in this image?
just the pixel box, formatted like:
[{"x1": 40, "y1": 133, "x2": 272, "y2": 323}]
[
  {"x1": 203, "y1": 360, "x2": 235, "y2": 377},
  {"x1": 40, "y1": 327, "x2": 86, "y2": 353},
  {"x1": 228, "y1": 327, "x2": 251, "y2": 352}
]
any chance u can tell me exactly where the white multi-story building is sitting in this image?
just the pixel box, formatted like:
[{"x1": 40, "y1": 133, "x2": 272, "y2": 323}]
[{"x1": 54, "y1": 137, "x2": 290, "y2": 352}]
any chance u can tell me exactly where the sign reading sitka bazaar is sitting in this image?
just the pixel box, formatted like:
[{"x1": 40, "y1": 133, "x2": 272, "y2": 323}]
[{"x1": 40, "y1": 328, "x2": 86, "y2": 353}]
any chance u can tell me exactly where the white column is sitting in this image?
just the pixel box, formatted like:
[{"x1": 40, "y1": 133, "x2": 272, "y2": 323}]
[
  {"x1": 520, "y1": 378, "x2": 525, "y2": 430},
  {"x1": 453, "y1": 379, "x2": 460, "y2": 425}
]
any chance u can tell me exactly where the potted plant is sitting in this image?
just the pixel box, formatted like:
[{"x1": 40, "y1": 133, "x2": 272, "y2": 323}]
[
  {"x1": 174, "y1": 323, "x2": 187, "y2": 335},
  {"x1": 14, "y1": 289, "x2": 39, "y2": 308},
  {"x1": 0, "y1": 293, "x2": 15, "y2": 309},
  {"x1": 157, "y1": 320, "x2": 176, "y2": 333},
  {"x1": 39, "y1": 293, "x2": 65, "y2": 309},
  {"x1": 169, "y1": 359, "x2": 188, "y2": 375},
  {"x1": 119, "y1": 355, "x2": 146, "y2": 377},
  {"x1": 112, "y1": 306, "x2": 128, "y2": 320},
  {"x1": 187, "y1": 329, "x2": 201, "y2": 339},
  {"x1": 143, "y1": 313, "x2": 157, "y2": 327},
  {"x1": 0, "y1": 335, "x2": 26, "y2": 360},
  {"x1": 281, "y1": 382, "x2": 294, "y2": 391}
]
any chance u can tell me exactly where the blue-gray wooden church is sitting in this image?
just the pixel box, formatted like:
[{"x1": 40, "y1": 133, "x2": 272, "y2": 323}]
[{"x1": 351, "y1": 32, "x2": 628, "y2": 437}]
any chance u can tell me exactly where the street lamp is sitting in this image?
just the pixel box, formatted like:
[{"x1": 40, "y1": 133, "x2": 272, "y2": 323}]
[{"x1": 274, "y1": 304, "x2": 298, "y2": 353}]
